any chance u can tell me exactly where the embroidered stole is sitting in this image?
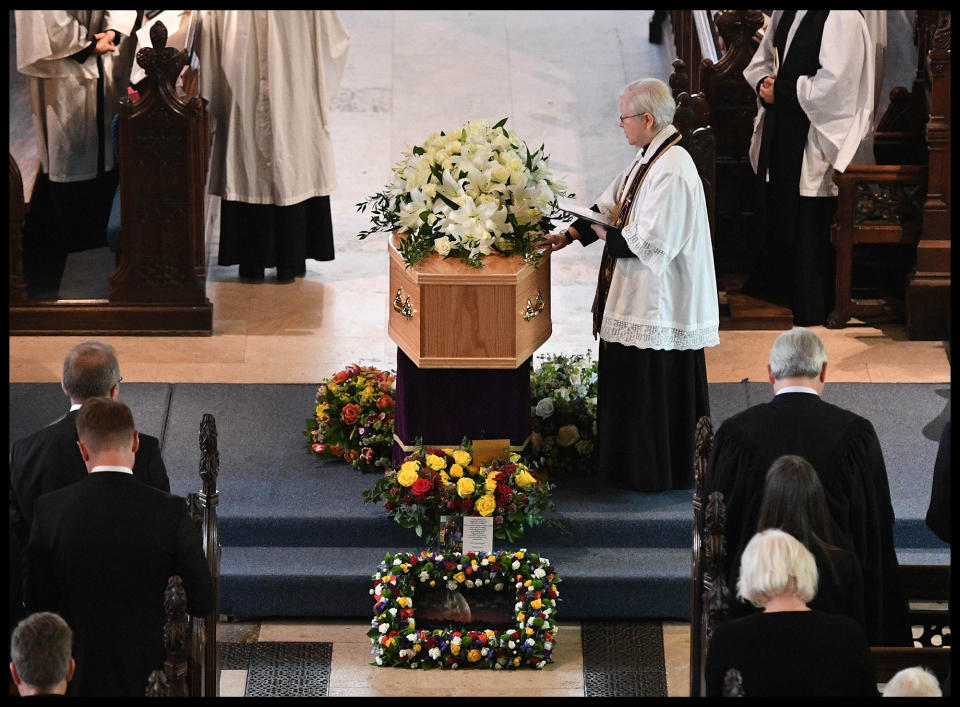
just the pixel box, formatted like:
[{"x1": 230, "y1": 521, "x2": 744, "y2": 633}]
[{"x1": 591, "y1": 130, "x2": 683, "y2": 338}]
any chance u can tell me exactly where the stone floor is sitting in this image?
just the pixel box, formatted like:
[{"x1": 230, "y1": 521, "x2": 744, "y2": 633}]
[{"x1": 9, "y1": 10, "x2": 950, "y2": 698}]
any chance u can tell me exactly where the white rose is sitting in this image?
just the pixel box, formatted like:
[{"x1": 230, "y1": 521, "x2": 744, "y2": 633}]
[
  {"x1": 434, "y1": 236, "x2": 453, "y2": 256},
  {"x1": 508, "y1": 640, "x2": 516, "y2": 649},
  {"x1": 512, "y1": 560, "x2": 521, "y2": 570},
  {"x1": 379, "y1": 623, "x2": 389, "y2": 634},
  {"x1": 429, "y1": 647, "x2": 441, "y2": 660},
  {"x1": 447, "y1": 580, "x2": 458, "y2": 591},
  {"x1": 494, "y1": 582, "x2": 504, "y2": 591},
  {"x1": 534, "y1": 568, "x2": 546, "y2": 578},
  {"x1": 535, "y1": 398, "x2": 555, "y2": 419}
]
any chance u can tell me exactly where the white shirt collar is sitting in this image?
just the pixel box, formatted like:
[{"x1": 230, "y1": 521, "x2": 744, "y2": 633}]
[
  {"x1": 637, "y1": 124, "x2": 679, "y2": 165},
  {"x1": 775, "y1": 385, "x2": 820, "y2": 396},
  {"x1": 90, "y1": 465, "x2": 134, "y2": 475}
]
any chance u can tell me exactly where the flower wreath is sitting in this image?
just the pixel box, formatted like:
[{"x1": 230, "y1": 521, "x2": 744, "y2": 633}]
[
  {"x1": 368, "y1": 549, "x2": 560, "y2": 669},
  {"x1": 362, "y1": 445, "x2": 555, "y2": 543},
  {"x1": 305, "y1": 364, "x2": 396, "y2": 473}
]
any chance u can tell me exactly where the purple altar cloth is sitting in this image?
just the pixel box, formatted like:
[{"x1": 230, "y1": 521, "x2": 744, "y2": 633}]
[{"x1": 392, "y1": 349, "x2": 532, "y2": 464}]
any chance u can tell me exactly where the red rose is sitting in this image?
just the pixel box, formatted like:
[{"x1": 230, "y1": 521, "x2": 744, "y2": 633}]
[
  {"x1": 495, "y1": 484, "x2": 512, "y2": 498},
  {"x1": 502, "y1": 464, "x2": 516, "y2": 475},
  {"x1": 403, "y1": 495, "x2": 413, "y2": 505},
  {"x1": 377, "y1": 395, "x2": 394, "y2": 410},
  {"x1": 384, "y1": 501, "x2": 396, "y2": 511},
  {"x1": 389, "y1": 486, "x2": 401, "y2": 498},
  {"x1": 411, "y1": 477, "x2": 434, "y2": 497},
  {"x1": 461, "y1": 498, "x2": 474, "y2": 511},
  {"x1": 341, "y1": 404, "x2": 362, "y2": 425},
  {"x1": 446, "y1": 501, "x2": 456, "y2": 509},
  {"x1": 425, "y1": 448, "x2": 445, "y2": 457}
]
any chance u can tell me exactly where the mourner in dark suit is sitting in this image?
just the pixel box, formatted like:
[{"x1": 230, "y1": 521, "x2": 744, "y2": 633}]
[
  {"x1": 704, "y1": 327, "x2": 909, "y2": 646},
  {"x1": 25, "y1": 398, "x2": 213, "y2": 697},
  {"x1": 9, "y1": 341, "x2": 170, "y2": 628}
]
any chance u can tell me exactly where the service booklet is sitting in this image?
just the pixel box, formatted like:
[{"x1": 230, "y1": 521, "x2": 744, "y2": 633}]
[{"x1": 556, "y1": 198, "x2": 613, "y2": 227}]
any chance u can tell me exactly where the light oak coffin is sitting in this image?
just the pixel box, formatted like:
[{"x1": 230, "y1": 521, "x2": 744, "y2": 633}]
[{"x1": 388, "y1": 232, "x2": 551, "y2": 369}]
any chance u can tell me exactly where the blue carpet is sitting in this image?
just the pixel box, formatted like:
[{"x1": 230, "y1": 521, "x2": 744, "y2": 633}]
[{"x1": 9, "y1": 382, "x2": 950, "y2": 620}]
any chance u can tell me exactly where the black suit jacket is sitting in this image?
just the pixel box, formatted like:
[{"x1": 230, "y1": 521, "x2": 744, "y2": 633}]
[
  {"x1": 9, "y1": 409, "x2": 170, "y2": 625},
  {"x1": 10, "y1": 409, "x2": 170, "y2": 533},
  {"x1": 704, "y1": 392, "x2": 910, "y2": 646},
  {"x1": 26, "y1": 472, "x2": 213, "y2": 697}
]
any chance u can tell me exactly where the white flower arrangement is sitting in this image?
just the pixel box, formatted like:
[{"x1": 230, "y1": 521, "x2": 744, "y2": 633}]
[{"x1": 358, "y1": 118, "x2": 568, "y2": 268}]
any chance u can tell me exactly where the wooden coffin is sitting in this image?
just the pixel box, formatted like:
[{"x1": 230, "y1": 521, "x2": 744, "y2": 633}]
[{"x1": 388, "y1": 232, "x2": 551, "y2": 369}]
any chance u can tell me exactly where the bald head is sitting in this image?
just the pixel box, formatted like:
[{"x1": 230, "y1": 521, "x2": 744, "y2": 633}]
[{"x1": 61, "y1": 341, "x2": 121, "y2": 403}]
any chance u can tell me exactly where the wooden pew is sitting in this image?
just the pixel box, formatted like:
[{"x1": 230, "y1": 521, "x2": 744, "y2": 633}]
[
  {"x1": 9, "y1": 14, "x2": 213, "y2": 335},
  {"x1": 146, "y1": 413, "x2": 222, "y2": 697},
  {"x1": 689, "y1": 415, "x2": 951, "y2": 696}
]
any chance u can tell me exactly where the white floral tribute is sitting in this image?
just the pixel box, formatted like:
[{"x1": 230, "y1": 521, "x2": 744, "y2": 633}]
[{"x1": 357, "y1": 118, "x2": 568, "y2": 268}]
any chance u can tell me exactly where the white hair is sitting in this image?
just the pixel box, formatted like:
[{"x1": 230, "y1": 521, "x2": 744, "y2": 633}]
[
  {"x1": 620, "y1": 78, "x2": 676, "y2": 132},
  {"x1": 882, "y1": 666, "x2": 942, "y2": 697},
  {"x1": 736, "y1": 529, "x2": 818, "y2": 608},
  {"x1": 768, "y1": 327, "x2": 828, "y2": 380}
]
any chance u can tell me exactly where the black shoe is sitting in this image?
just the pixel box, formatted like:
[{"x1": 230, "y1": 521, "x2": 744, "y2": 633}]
[
  {"x1": 239, "y1": 265, "x2": 265, "y2": 282},
  {"x1": 275, "y1": 268, "x2": 296, "y2": 283}
]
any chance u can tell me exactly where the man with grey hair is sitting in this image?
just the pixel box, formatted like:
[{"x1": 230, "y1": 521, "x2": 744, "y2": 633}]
[
  {"x1": 545, "y1": 77, "x2": 719, "y2": 491},
  {"x1": 705, "y1": 327, "x2": 909, "y2": 647},
  {"x1": 9, "y1": 612, "x2": 75, "y2": 696},
  {"x1": 9, "y1": 341, "x2": 169, "y2": 629}
]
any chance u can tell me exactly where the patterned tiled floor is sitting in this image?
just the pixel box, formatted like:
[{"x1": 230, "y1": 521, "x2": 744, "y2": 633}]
[{"x1": 217, "y1": 619, "x2": 685, "y2": 697}]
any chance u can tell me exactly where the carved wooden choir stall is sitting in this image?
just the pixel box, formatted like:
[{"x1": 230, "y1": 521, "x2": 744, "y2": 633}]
[
  {"x1": 667, "y1": 10, "x2": 951, "y2": 339},
  {"x1": 9, "y1": 17, "x2": 213, "y2": 335}
]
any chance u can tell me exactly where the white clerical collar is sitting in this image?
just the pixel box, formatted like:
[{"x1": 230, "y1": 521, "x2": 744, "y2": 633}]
[
  {"x1": 775, "y1": 386, "x2": 820, "y2": 396},
  {"x1": 70, "y1": 403, "x2": 82, "y2": 411},
  {"x1": 637, "y1": 125, "x2": 679, "y2": 165},
  {"x1": 90, "y1": 466, "x2": 134, "y2": 475}
]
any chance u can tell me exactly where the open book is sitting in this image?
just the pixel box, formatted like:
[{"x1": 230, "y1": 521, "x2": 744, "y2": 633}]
[{"x1": 556, "y1": 198, "x2": 613, "y2": 227}]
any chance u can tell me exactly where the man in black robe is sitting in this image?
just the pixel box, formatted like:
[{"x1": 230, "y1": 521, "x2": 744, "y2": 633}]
[
  {"x1": 704, "y1": 327, "x2": 909, "y2": 646},
  {"x1": 742, "y1": 11, "x2": 875, "y2": 325}
]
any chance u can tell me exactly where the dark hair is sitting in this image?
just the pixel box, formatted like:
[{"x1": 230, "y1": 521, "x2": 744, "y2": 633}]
[
  {"x1": 757, "y1": 455, "x2": 839, "y2": 557},
  {"x1": 10, "y1": 612, "x2": 73, "y2": 691},
  {"x1": 75, "y1": 397, "x2": 135, "y2": 453},
  {"x1": 62, "y1": 341, "x2": 120, "y2": 400}
]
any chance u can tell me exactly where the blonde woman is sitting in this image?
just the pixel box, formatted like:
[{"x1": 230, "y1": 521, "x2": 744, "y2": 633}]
[{"x1": 705, "y1": 528, "x2": 876, "y2": 696}]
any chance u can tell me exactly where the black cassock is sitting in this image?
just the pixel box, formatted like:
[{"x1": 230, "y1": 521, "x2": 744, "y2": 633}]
[{"x1": 704, "y1": 391, "x2": 910, "y2": 646}]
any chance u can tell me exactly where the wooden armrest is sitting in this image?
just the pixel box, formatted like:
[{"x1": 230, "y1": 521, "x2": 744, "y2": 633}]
[
  {"x1": 833, "y1": 164, "x2": 927, "y2": 187},
  {"x1": 871, "y1": 646, "x2": 951, "y2": 683}
]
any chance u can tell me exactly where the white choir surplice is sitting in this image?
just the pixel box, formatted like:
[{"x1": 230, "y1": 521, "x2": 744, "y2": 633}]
[
  {"x1": 16, "y1": 10, "x2": 138, "y2": 182},
  {"x1": 743, "y1": 10, "x2": 875, "y2": 196},
  {"x1": 198, "y1": 10, "x2": 350, "y2": 206},
  {"x1": 593, "y1": 124, "x2": 720, "y2": 352}
]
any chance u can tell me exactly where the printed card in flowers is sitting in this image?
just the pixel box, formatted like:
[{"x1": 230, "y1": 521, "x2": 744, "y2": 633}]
[
  {"x1": 363, "y1": 445, "x2": 555, "y2": 543},
  {"x1": 369, "y1": 549, "x2": 560, "y2": 669},
  {"x1": 305, "y1": 364, "x2": 396, "y2": 473}
]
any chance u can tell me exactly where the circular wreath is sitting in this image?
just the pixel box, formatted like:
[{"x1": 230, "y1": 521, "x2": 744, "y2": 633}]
[
  {"x1": 305, "y1": 364, "x2": 396, "y2": 473},
  {"x1": 362, "y1": 446, "x2": 555, "y2": 543}
]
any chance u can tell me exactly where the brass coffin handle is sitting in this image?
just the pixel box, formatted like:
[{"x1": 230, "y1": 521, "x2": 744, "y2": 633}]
[
  {"x1": 393, "y1": 288, "x2": 413, "y2": 318},
  {"x1": 523, "y1": 290, "x2": 545, "y2": 321}
]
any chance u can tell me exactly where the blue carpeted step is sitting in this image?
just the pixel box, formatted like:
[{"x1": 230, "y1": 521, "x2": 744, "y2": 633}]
[{"x1": 219, "y1": 545, "x2": 695, "y2": 620}]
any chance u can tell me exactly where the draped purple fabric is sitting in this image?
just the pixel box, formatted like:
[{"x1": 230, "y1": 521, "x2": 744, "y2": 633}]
[{"x1": 392, "y1": 349, "x2": 532, "y2": 464}]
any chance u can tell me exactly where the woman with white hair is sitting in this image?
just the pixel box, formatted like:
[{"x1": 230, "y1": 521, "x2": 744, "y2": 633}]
[
  {"x1": 705, "y1": 528, "x2": 877, "y2": 696},
  {"x1": 545, "y1": 77, "x2": 719, "y2": 492}
]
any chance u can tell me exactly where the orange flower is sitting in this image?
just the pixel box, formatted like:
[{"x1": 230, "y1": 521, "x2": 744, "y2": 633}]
[
  {"x1": 344, "y1": 448, "x2": 359, "y2": 463},
  {"x1": 333, "y1": 370, "x2": 349, "y2": 384},
  {"x1": 341, "y1": 404, "x2": 362, "y2": 424},
  {"x1": 377, "y1": 394, "x2": 394, "y2": 410}
]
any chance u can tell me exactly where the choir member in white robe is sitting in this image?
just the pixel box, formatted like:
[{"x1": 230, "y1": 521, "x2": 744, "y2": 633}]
[
  {"x1": 198, "y1": 10, "x2": 350, "y2": 282},
  {"x1": 15, "y1": 10, "x2": 139, "y2": 296},
  {"x1": 546, "y1": 79, "x2": 720, "y2": 491},
  {"x1": 742, "y1": 11, "x2": 874, "y2": 326}
]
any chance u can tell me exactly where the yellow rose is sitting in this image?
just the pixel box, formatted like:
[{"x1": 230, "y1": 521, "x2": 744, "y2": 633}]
[
  {"x1": 557, "y1": 424, "x2": 580, "y2": 448},
  {"x1": 517, "y1": 612, "x2": 525, "y2": 622},
  {"x1": 396, "y1": 597, "x2": 411, "y2": 608},
  {"x1": 484, "y1": 477, "x2": 498, "y2": 492},
  {"x1": 451, "y1": 644, "x2": 461, "y2": 655},
  {"x1": 449, "y1": 464, "x2": 464, "y2": 479},
  {"x1": 400, "y1": 460, "x2": 420, "y2": 475},
  {"x1": 452, "y1": 450, "x2": 472, "y2": 467},
  {"x1": 396, "y1": 467, "x2": 419, "y2": 487},
  {"x1": 475, "y1": 495, "x2": 497, "y2": 517},
  {"x1": 456, "y1": 477, "x2": 476, "y2": 497},
  {"x1": 426, "y1": 453, "x2": 446, "y2": 471},
  {"x1": 513, "y1": 656, "x2": 521, "y2": 666},
  {"x1": 513, "y1": 469, "x2": 537, "y2": 489},
  {"x1": 526, "y1": 627, "x2": 534, "y2": 635},
  {"x1": 530, "y1": 599, "x2": 542, "y2": 609},
  {"x1": 467, "y1": 649, "x2": 481, "y2": 662},
  {"x1": 453, "y1": 572, "x2": 466, "y2": 583}
]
